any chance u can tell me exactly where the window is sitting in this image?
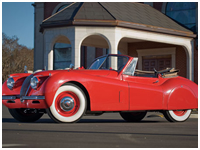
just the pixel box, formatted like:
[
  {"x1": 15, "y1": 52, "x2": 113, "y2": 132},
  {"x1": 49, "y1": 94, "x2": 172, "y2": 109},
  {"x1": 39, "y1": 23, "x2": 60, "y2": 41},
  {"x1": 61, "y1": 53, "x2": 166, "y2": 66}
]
[
  {"x1": 56, "y1": 3, "x2": 71, "y2": 13},
  {"x1": 53, "y1": 43, "x2": 71, "y2": 70},
  {"x1": 166, "y1": 2, "x2": 197, "y2": 33},
  {"x1": 123, "y1": 58, "x2": 138, "y2": 76}
]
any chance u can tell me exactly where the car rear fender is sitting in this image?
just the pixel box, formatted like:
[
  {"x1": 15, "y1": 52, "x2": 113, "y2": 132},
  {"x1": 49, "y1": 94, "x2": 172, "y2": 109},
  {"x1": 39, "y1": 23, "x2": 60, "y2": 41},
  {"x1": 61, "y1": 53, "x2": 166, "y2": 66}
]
[
  {"x1": 168, "y1": 85, "x2": 198, "y2": 110},
  {"x1": 162, "y1": 77, "x2": 198, "y2": 110},
  {"x1": 166, "y1": 77, "x2": 198, "y2": 110}
]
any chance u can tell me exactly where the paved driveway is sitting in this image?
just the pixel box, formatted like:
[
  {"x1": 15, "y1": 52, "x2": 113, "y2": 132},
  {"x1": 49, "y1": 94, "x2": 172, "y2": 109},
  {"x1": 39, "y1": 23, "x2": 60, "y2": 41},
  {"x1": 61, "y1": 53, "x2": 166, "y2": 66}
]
[{"x1": 2, "y1": 105, "x2": 198, "y2": 148}]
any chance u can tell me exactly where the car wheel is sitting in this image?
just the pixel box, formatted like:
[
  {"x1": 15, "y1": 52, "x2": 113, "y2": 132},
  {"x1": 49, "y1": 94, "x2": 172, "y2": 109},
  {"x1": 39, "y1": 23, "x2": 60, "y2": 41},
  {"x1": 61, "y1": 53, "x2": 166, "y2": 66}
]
[
  {"x1": 46, "y1": 83, "x2": 87, "y2": 123},
  {"x1": 120, "y1": 111, "x2": 147, "y2": 122},
  {"x1": 163, "y1": 109, "x2": 192, "y2": 122},
  {"x1": 8, "y1": 108, "x2": 43, "y2": 122}
]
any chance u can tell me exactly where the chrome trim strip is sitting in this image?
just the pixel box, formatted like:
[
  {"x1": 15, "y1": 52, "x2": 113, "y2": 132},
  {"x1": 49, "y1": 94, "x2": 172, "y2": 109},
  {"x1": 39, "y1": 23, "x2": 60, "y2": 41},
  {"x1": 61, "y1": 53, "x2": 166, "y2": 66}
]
[
  {"x1": 25, "y1": 85, "x2": 31, "y2": 96},
  {"x1": 2, "y1": 96, "x2": 16, "y2": 100},
  {"x1": 21, "y1": 96, "x2": 45, "y2": 100}
]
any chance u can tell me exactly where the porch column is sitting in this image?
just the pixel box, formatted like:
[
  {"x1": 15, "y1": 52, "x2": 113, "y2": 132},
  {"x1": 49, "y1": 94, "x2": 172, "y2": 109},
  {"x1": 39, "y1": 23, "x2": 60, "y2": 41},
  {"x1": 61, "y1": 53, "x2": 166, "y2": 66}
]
[
  {"x1": 182, "y1": 39, "x2": 194, "y2": 81},
  {"x1": 44, "y1": 42, "x2": 53, "y2": 70},
  {"x1": 109, "y1": 40, "x2": 117, "y2": 70},
  {"x1": 43, "y1": 29, "x2": 54, "y2": 70},
  {"x1": 48, "y1": 49, "x2": 53, "y2": 70},
  {"x1": 71, "y1": 40, "x2": 81, "y2": 68},
  {"x1": 70, "y1": 40, "x2": 77, "y2": 68},
  {"x1": 188, "y1": 40, "x2": 194, "y2": 81},
  {"x1": 109, "y1": 32, "x2": 121, "y2": 70}
]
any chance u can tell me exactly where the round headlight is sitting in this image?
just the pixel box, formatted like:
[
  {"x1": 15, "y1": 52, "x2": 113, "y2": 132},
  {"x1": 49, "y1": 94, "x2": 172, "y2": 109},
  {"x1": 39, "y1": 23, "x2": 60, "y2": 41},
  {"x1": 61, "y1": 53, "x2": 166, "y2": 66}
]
[
  {"x1": 7, "y1": 77, "x2": 15, "y2": 90},
  {"x1": 30, "y1": 76, "x2": 39, "y2": 90}
]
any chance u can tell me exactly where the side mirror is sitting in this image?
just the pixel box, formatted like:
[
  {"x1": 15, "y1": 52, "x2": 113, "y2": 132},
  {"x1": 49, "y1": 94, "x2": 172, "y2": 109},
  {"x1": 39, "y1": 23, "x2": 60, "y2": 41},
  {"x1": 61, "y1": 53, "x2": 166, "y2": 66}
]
[{"x1": 69, "y1": 64, "x2": 74, "y2": 70}]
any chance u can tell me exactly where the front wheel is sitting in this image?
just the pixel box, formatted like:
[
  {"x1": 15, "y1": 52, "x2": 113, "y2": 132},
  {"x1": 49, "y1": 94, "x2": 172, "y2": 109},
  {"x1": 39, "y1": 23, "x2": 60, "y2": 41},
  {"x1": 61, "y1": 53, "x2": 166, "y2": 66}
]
[
  {"x1": 9, "y1": 108, "x2": 44, "y2": 122},
  {"x1": 163, "y1": 109, "x2": 192, "y2": 122},
  {"x1": 46, "y1": 83, "x2": 87, "y2": 123},
  {"x1": 120, "y1": 111, "x2": 147, "y2": 122}
]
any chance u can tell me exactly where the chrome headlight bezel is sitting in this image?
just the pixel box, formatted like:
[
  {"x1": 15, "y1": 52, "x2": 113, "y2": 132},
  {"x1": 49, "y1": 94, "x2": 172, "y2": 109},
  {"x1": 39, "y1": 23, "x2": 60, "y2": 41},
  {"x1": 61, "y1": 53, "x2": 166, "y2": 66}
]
[
  {"x1": 7, "y1": 77, "x2": 15, "y2": 90},
  {"x1": 30, "y1": 76, "x2": 39, "y2": 90}
]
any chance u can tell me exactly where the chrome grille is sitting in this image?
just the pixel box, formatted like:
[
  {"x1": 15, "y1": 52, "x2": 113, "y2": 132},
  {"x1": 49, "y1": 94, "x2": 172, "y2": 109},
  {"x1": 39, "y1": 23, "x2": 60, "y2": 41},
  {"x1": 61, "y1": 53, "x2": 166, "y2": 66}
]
[{"x1": 20, "y1": 74, "x2": 33, "y2": 98}]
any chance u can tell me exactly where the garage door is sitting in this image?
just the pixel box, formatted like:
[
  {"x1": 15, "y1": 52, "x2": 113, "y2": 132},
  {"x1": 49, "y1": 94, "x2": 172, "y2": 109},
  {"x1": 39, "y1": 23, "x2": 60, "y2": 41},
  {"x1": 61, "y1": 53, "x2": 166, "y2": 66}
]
[{"x1": 142, "y1": 55, "x2": 171, "y2": 71}]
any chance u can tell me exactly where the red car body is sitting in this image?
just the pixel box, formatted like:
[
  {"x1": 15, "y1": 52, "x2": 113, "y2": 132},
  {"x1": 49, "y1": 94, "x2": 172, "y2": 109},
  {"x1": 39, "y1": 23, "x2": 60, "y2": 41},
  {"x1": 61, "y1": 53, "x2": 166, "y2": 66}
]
[{"x1": 2, "y1": 54, "x2": 198, "y2": 123}]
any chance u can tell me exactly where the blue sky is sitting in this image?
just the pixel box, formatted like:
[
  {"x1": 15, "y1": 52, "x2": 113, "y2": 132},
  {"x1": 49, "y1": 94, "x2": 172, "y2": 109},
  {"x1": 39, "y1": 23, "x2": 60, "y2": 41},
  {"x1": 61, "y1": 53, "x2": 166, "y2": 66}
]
[{"x1": 2, "y1": 2, "x2": 34, "y2": 49}]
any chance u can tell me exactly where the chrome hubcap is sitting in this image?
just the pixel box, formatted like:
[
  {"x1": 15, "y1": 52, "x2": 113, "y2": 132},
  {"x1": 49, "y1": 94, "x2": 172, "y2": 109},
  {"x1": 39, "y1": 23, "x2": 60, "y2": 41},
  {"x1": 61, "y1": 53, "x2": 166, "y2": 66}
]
[{"x1": 60, "y1": 97, "x2": 74, "y2": 111}]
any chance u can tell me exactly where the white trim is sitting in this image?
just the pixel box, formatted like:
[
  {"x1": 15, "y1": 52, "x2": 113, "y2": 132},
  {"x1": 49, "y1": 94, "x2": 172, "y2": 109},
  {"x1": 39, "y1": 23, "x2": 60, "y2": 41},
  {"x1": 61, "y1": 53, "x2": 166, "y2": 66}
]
[{"x1": 136, "y1": 47, "x2": 176, "y2": 70}]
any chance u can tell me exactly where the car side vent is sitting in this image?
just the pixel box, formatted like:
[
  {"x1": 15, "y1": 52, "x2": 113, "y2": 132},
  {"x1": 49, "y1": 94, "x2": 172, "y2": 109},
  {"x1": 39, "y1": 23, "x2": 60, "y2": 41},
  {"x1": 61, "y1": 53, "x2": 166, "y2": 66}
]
[{"x1": 32, "y1": 101, "x2": 40, "y2": 104}]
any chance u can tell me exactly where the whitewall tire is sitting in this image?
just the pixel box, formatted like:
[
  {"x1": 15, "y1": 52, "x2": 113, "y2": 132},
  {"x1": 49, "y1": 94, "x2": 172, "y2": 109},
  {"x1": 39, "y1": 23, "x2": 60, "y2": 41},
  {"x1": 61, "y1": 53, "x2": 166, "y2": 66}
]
[
  {"x1": 163, "y1": 109, "x2": 192, "y2": 122},
  {"x1": 47, "y1": 83, "x2": 87, "y2": 123}
]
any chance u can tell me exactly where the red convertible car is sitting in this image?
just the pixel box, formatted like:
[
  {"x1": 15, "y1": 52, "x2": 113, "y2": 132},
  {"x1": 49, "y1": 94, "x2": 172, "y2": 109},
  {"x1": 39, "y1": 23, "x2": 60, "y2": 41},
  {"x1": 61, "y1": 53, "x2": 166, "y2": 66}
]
[{"x1": 2, "y1": 54, "x2": 198, "y2": 123}]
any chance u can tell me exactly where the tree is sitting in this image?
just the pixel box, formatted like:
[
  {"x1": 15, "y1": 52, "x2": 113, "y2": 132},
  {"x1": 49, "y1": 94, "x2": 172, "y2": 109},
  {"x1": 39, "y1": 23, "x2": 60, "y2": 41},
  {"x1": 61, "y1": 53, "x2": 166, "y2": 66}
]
[{"x1": 2, "y1": 33, "x2": 34, "y2": 83}]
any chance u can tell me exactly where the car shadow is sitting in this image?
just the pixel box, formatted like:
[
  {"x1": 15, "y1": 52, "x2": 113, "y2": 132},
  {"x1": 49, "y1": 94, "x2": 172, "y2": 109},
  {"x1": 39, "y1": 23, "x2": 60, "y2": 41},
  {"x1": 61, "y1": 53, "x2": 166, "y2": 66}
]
[{"x1": 2, "y1": 118, "x2": 162, "y2": 124}]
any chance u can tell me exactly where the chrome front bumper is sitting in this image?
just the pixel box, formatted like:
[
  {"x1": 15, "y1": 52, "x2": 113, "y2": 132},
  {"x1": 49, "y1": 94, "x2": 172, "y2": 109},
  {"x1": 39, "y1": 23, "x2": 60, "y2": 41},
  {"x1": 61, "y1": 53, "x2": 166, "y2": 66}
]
[
  {"x1": 2, "y1": 95, "x2": 47, "y2": 109},
  {"x1": 2, "y1": 96, "x2": 18, "y2": 100},
  {"x1": 2, "y1": 95, "x2": 45, "y2": 100}
]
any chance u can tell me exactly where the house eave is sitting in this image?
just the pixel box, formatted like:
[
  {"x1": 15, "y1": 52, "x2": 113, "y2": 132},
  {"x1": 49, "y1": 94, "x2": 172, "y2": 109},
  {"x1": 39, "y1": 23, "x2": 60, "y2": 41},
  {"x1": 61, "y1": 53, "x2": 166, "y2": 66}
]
[{"x1": 40, "y1": 19, "x2": 196, "y2": 38}]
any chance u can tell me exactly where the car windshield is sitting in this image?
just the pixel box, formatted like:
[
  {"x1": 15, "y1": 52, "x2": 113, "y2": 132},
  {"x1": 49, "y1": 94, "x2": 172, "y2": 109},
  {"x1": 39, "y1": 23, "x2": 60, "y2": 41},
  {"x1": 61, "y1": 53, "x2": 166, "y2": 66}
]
[{"x1": 89, "y1": 55, "x2": 129, "y2": 72}]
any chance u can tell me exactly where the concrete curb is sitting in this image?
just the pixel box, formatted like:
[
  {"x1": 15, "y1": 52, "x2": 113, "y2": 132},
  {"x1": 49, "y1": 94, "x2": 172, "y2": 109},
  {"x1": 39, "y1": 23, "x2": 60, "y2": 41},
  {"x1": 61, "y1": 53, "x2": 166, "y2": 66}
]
[{"x1": 190, "y1": 114, "x2": 198, "y2": 118}]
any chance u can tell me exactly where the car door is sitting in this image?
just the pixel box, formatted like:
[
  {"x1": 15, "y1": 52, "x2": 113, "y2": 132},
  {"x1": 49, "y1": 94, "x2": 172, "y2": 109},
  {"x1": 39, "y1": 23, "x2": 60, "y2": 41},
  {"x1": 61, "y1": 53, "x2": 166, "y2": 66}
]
[
  {"x1": 123, "y1": 75, "x2": 163, "y2": 110},
  {"x1": 88, "y1": 72, "x2": 129, "y2": 111}
]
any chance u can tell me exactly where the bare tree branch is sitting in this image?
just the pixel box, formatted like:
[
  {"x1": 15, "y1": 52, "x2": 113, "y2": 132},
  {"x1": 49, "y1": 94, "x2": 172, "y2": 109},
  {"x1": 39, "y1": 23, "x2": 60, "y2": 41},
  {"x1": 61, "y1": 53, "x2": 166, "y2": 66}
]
[{"x1": 2, "y1": 33, "x2": 34, "y2": 83}]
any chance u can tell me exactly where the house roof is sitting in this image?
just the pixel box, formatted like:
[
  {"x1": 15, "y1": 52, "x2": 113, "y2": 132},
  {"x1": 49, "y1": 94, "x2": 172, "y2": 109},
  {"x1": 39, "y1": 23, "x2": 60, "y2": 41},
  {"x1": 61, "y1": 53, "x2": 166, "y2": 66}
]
[{"x1": 40, "y1": 2, "x2": 195, "y2": 38}]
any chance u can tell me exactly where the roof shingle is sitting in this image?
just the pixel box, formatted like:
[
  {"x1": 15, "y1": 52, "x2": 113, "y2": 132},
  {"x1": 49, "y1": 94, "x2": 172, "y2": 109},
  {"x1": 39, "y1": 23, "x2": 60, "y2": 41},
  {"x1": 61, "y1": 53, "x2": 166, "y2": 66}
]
[{"x1": 41, "y1": 2, "x2": 195, "y2": 37}]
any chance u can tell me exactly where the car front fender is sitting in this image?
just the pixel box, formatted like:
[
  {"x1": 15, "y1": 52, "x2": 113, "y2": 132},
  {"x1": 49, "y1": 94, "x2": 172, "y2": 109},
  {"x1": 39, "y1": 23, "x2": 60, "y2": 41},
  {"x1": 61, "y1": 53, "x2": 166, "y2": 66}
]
[{"x1": 42, "y1": 72, "x2": 89, "y2": 108}]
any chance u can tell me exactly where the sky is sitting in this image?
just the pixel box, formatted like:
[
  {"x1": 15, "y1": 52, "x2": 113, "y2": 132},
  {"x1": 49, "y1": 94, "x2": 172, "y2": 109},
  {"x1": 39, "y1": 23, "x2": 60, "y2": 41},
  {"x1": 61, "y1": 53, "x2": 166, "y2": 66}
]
[{"x1": 2, "y1": 2, "x2": 34, "y2": 49}]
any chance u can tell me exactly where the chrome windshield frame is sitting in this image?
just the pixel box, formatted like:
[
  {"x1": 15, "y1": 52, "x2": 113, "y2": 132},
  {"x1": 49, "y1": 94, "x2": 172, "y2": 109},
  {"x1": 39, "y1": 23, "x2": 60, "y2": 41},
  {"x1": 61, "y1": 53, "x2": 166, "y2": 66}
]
[{"x1": 89, "y1": 54, "x2": 130, "y2": 71}]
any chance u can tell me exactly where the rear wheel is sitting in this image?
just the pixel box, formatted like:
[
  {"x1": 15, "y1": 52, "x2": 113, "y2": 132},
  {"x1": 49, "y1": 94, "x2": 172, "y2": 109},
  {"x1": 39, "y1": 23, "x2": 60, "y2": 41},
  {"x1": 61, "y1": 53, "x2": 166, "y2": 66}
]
[
  {"x1": 120, "y1": 111, "x2": 147, "y2": 122},
  {"x1": 163, "y1": 109, "x2": 192, "y2": 122},
  {"x1": 46, "y1": 83, "x2": 87, "y2": 123},
  {"x1": 9, "y1": 108, "x2": 43, "y2": 122}
]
